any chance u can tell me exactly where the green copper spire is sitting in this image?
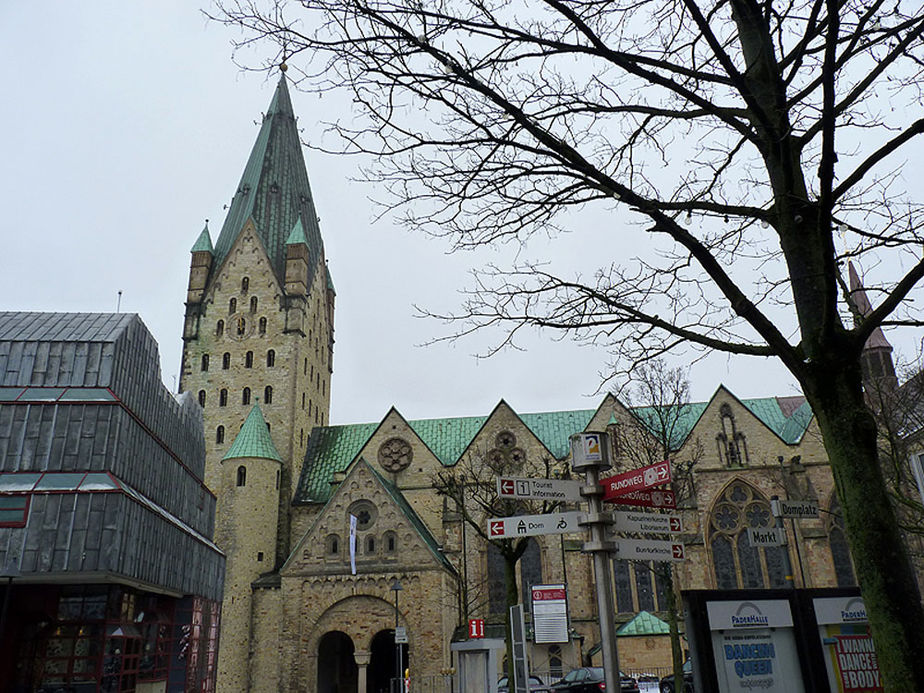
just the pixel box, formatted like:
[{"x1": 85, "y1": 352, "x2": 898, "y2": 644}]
[
  {"x1": 190, "y1": 222, "x2": 213, "y2": 253},
  {"x1": 223, "y1": 404, "x2": 283, "y2": 462},
  {"x1": 210, "y1": 74, "x2": 327, "y2": 288},
  {"x1": 285, "y1": 217, "x2": 308, "y2": 246}
]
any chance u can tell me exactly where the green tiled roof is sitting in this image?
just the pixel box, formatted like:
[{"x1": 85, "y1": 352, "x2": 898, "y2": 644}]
[
  {"x1": 294, "y1": 395, "x2": 813, "y2": 504},
  {"x1": 223, "y1": 404, "x2": 282, "y2": 462},
  {"x1": 286, "y1": 218, "x2": 308, "y2": 246},
  {"x1": 190, "y1": 222, "x2": 213, "y2": 253},
  {"x1": 617, "y1": 611, "x2": 670, "y2": 636},
  {"x1": 211, "y1": 75, "x2": 328, "y2": 290}
]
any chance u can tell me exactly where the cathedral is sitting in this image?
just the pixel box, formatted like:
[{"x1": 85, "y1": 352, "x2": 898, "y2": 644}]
[{"x1": 177, "y1": 72, "x2": 923, "y2": 693}]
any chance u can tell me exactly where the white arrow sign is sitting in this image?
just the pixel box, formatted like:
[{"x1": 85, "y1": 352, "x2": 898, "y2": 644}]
[
  {"x1": 747, "y1": 527, "x2": 785, "y2": 547},
  {"x1": 615, "y1": 538, "x2": 685, "y2": 562},
  {"x1": 487, "y1": 511, "x2": 585, "y2": 539},
  {"x1": 610, "y1": 510, "x2": 683, "y2": 535},
  {"x1": 497, "y1": 477, "x2": 584, "y2": 502}
]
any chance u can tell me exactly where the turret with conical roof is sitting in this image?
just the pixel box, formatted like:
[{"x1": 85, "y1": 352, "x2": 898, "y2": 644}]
[{"x1": 848, "y1": 262, "x2": 897, "y2": 389}]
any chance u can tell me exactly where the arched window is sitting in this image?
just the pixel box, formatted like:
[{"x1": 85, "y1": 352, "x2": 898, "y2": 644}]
[
  {"x1": 236, "y1": 466, "x2": 246, "y2": 487},
  {"x1": 222, "y1": 353, "x2": 231, "y2": 370},
  {"x1": 245, "y1": 351, "x2": 254, "y2": 368},
  {"x1": 275, "y1": 469, "x2": 280, "y2": 489},
  {"x1": 385, "y1": 531, "x2": 397, "y2": 552},
  {"x1": 219, "y1": 389, "x2": 228, "y2": 407},
  {"x1": 267, "y1": 350, "x2": 275, "y2": 367},
  {"x1": 200, "y1": 354, "x2": 209, "y2": 371},
  {"x1": 829, "y1": 496, "x2": 856, "y2": 586},
  {"x1": 229, "y1": 298, "x2": 237, "y2": 314},
  {"x1": 216, "y1": 426, "x2": 225, "y2": 443},
  {"x1": 242, "y1": 388, "x2": 251, "y2": 406},
  {"x1": 236, "y1": 317, "x2": 246, "y2": 336},
  {"x1": 327, "y1": 535, "x2": 340, "y2": 556},
  {"x1": 520, "y1": 538, "x2": 542, "y2": 612},
  {"x1": 241, "y1": 277, "x2": 249, "y2": 293},
  {"x1": 614, "y1": 559, "x2": 633, "y2": 612},
  {"x1": 264, "y1": 386, "x2": 273, "y2": 404},
  {"x1": 708, "y1": 481, "x2": 789, "y2": 589},
  {"x1": 216, "y1": 320, "x2": 224, "y2": 337},
  {"x1": 197, "y1": 390, "x2": 206, "y2": 407},
  {"x1": 250, "y1": 296, "x2": 258, "y2": 313},
  {"x1": 259, "y1": 317, "x2": 267, "y2": 335},
  {"x1": 366, "y1": 536, "x2": 376, "y2": 553}
]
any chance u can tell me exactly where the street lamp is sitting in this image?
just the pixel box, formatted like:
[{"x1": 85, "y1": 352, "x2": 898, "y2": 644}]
[{"x1": 391, "y1": 579, "x2": 403, "y2": 693}]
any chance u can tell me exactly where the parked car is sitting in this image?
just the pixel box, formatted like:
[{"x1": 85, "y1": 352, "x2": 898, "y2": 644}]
[
  {"x1": 498, "y1": 675, "x2": 552, "y2": 693},
  {"x1": 549, "y1": 667, "x2": 640, "y2": 693},
  {"x1": 658, "y1": 660, "x2": 693, "y2": 693}
]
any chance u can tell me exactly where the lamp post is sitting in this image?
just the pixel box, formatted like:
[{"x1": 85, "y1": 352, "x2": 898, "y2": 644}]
[{"x1": 391, "y1": 579, "x2": 403, "y2": 693}]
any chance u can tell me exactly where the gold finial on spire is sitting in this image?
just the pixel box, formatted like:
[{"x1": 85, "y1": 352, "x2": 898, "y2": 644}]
[{"x1": 280, "y1": 62, "x2": 288, "y2": 72}]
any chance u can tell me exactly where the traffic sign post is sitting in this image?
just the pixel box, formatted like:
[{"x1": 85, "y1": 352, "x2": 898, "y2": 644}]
[
  {"x1": 601, "y1": 460, "x2": 671, "y2": 501},
  {"x1": 605, "y1": 488, "x2": 677, "y2": 509},
  {"x1": 497, "y1": 477, "x2": 584, "y2": 502},
  {"x1": 487, "y1": 511, "x2": 585, "y2": 539},
  {"x1": 615, "y1": 538, "x2": 685, "y2": 562},
  {"x1": 610, "y1": 509, "x2": 682, "y2": 534}
]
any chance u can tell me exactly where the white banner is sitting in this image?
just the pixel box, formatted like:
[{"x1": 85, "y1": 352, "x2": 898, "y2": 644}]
[{"x1": 349, "y1": 514, "x2": 357, "y2": 575}]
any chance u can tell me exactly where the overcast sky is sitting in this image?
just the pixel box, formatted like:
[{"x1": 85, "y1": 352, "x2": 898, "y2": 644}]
[{"x1": 3, "y1": 2, "x2": 918, "y2": 425}]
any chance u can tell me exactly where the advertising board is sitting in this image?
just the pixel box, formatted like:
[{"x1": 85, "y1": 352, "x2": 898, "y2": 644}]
[{"x1": 813, "y1": 596, "x2": 882, "y2": 692}]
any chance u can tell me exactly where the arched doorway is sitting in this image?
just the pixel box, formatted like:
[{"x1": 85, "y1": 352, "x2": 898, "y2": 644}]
[
  {"x1": 317, "y1": 631, "x2": 357, "y2": 693},
  {"x1": 369, "y1": 629, "x2": 400, "y2": 693}
]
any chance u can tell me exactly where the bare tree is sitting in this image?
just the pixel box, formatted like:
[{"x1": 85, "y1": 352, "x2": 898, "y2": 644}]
[{"x1": 211, "y1": 0, "x2": 924, "y2": 687}]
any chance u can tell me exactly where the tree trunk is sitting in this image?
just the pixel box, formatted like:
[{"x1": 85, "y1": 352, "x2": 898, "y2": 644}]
[{"x1": 803, "y1": 367, "x2": 924, "y2": 691}]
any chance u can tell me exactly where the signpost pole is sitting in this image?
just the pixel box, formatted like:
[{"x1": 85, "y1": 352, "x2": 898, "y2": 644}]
[
  {"x1": 770, "y1": 496, "x2": 796, "y2": 588},
  {"x1": 570, "y1": 432, "x2": 620, "y2": 693}
]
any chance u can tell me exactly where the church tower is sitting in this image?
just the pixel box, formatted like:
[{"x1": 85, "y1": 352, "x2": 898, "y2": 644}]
[
  {"x1": 178, "y1": 71, "x2": 335, "y2": 691},
  {"x1": 848, "y1": 261, "x2": 897, "y2": 390}
]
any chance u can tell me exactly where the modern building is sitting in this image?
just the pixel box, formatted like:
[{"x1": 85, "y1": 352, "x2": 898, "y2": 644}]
[
  {"x1": 176, "y1": 71, "x2": 924, "y2": 693},
  {"x1": 0, "y1": 312, "x2": 225, "y2": 692}
]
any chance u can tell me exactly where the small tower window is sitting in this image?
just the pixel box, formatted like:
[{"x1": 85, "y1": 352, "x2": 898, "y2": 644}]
[
  {"x1": 304, "y1": 358, "x2": 308, "y2": 375},
  {"x1": 327, "y1": 535, "x2": 340, "y2": 555},
  {"x1": 216, "y1": 320, "x2": 224, "y2": 337},
  {"x1": 308, "y1": 401, "x2": 312, "y2": 417},
  {"x1": 219, "y1": 389, "x2": 228, "y2": 407},
  {"x1": 275, "y1": 470, "x2": 280, "y2": 489},
  {"x1": 243, "y1": 387, "x2": 251, "y2": 405},
  {"x1": 216, "y1": 426, "x2": 225, "y2": 444},
  {"x1": 222, "y1": 353, "x2": 231, "y2": 369},
  {"x1": 229, "y1": 298, "x2": 237, "y2": 314},
  {"x1": 201, "y1": 354, "x2": 209, "y2": 372},
  {"x1": 264, "y1": 386, "x2": 273, "y2": 404},
  {"x1": 385, "y1": 532, "x2": 397, "y2": 553},
  {"x1": 300, "y1": 429, "x2": 304, "y2": 446},
  {"x1": 267, "y1": 350, "x2": 276, "y2": 367},
  {"x1": 259, "y1": 317, "x2": 267, "y2": 335},
  {"x1": 241, "y1": 277, "x2": 249, "y2": 293},
  {"x1": 198, "y1": 390, "x2": 206, "y2": 407},
  {"x1": 257, "y1": 552, "x2": 264, "y2": 562},
  {"x1": 366, "y1": 536, "x2": 376, "y2": 553},
  {"x1": 236, "y1": 465, "x2": 247, "y2": 487},
  {"x1": 302, "y1": 393, "x2": 306, "y2": 409},
  {"x1": 250, "y1": 296, "x2": 258, "y2": 313},
  {"x1": 245, "y1": 351, "x2": 254, "y2": 368},
  {"x1": 237, "y1": 317, "x2": 246, "y2": 336}
]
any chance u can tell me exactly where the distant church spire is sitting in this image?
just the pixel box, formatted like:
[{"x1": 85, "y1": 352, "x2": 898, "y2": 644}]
[{"x1": 848, "y1": 261, "x2": 897, "y2": 388}]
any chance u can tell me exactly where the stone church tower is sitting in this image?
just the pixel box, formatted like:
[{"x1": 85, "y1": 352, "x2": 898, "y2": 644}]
[{"x1": 178, "y1": 71, "x2": 335, "y2": 690}]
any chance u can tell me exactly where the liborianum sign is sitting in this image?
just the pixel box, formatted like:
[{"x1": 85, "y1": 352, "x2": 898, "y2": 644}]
[{"x1": 601, "y1": 460, "x2": 671, "y2": 502}]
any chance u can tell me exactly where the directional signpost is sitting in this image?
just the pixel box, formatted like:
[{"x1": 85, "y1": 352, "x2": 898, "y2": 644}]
[
  {"x1": 497, "y1": 477, "x2": 584, "y2": 502},
  {"x1": 771, "y1": 499, "x2": 819, "y2": 519},
  {"x1": 610, "y1": 509, "x2": 682, "y2": 534},
  {"x1": 747, "y1": 527, "x2": 786, "y2": 547},
  {"x1": 606, "y1": 488, "x2": 677, "y2": 509},
  {"x1": 615, "y1": 538, "x2": 686, "y2": 562},
  {"x1": 602, "y1": 460, "x2": 671, "y2": 502},
  {"x1": 487, "y1": 511, "x2": 585, "y2": 539}
]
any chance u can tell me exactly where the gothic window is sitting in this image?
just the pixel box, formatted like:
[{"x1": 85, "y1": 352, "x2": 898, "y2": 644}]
[
  {"x1": 520, "y1": 539, "x2": 542, "y2": 612},
  {"x1": 267, "y1": 350, "x2": 275, "y2": 367},
  {"x1": 708, "y1": 481, "x2": 786, "y2": 589},
  {"x1": 635, "y1": 564, "x2": 655, "y2": 611},
  {"x1": 200, "y1": 354, "x2": 209, "y2": 371},
  {"x1": 236, "y1": 466, "x2": 246, "y2": 487},
  {"x1": 614, "y1": 559, "x2": 633, "y2": 612},
  {"x1": 198, "y1": 390, "x2": 206, "y2": 407},
  {"x1": 242, "y1": 388, "x2": 251, "y2": 406},
  {"x1": 216, "y1": 426, "x2": 225, "y2": 444},
  {"x1": 222, "y1": 353, "x2": 231, "y2": 369},
  {"x1": 487, "y1": 542, "x2": 506, "y2": 615},
  {"x1": 219, "y1": 389, "x2": 228, "y2": 407},
  {"x1": 216, "y1": 320, "x2": 224, "y2": 337},
  {"x1": 264, "y1": 386, "x2": 273, "y2": 404},
  {"x1": 654, "y1": 566, "x2": 672, "y2": 610},
  {"x1": 245, "y1": 351, "x2": 253, "y2": 368},
  {"x1": 716, "y1": 403, "x2": 749, "y2": 467},
  {"x1": 829, "y1": 496, "x2": 856, "y2": 586},
  {"x1": 236, "y1": 317, "x2": 246, "y2": 336},
  {"x1": 259, "y1": 317, "x2": 267, "y2": 335},
  {"x1": 229, "y1": 298, "x2": 237, "y2": 314},
  {"x1": 250, "y1": 296, "x2": 258, "y2": 313},
  {"x1": 241, "y1": 277, "x2": 249, "y2": 293}
]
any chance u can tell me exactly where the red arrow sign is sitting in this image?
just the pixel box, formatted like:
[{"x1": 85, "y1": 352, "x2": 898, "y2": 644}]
[
  {"x1": 669, "y1": 517, "x2": 682, "y2": 533},
  {"x1": 671, "y1": 543, "x2": 685, "y2": 560},
  {"x1": 499, "y1": 479, "x2": 515, "y2": 495},
  {"x1": 602, "y1": 461, "x2": 671, "y2": 501},
  {"x1": 606, "y1": 488, "x2": 677, "y2": 508},
  {"x1": 489, "y1": 520, "x2": 505, "y2": 537}
]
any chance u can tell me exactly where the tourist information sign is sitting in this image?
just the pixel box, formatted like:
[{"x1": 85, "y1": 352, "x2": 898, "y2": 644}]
[
  {"x1": 610, "y1": 509, "x2": 683, "y2": 534},
  {"x1": 615, "y1": 538, "x2": 685, "y2": 562},
  {"x1": 747, "y1": 527, "x2": 786, "y2": 547},
  {"x1": 770, "y1": 499, "x2": 819, "y2": 519},
  {"x1": 497, "y1": 477, "x2": 584, "y2": 503},
  {"x1": 606, "y1": 488, "x2": 677, "y2": 509},
  {"x1": 487, "y1": 511, "x2": 585, "y2": 539},
  {"x1": 602, "y1": 461, "x2": 671, "y2": 501}
]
